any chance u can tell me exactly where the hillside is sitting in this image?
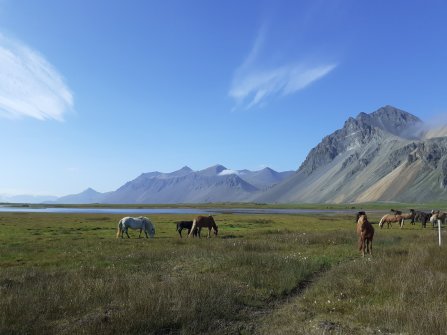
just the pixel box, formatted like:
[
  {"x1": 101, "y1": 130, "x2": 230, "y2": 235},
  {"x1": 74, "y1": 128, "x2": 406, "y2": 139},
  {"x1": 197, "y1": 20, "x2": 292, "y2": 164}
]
[{"x1": 257, "y1": 105, "x2": 447, "y2": 203}]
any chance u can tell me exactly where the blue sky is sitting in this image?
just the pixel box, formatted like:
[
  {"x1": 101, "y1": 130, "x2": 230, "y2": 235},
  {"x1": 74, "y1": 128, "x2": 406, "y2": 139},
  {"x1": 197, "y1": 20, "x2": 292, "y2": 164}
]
[{"x1": 1, "y1": 0, "x2": 447, "y2": 196}]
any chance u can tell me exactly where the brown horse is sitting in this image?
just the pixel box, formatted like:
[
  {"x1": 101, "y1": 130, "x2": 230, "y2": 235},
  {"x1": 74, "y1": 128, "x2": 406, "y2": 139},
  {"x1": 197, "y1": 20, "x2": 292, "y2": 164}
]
[
  {"x1": 357, "y1": 213, "x2": 374, "y2": 257},
  {"x1": 188, "y1": 215, "x2": 218, "y2": 238},
  {"x1": 398, "y1": 209, "x2": 415, "y2": 228},
  {"x1": 379, "y1": 214, "x2": 403, "y2": 229}
]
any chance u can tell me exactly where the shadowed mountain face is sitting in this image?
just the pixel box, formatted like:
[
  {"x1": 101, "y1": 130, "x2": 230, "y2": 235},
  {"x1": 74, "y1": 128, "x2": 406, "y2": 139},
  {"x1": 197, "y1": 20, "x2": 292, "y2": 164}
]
[{"x1": 257, "y1": 105, "x2": 447, "y2": 203}]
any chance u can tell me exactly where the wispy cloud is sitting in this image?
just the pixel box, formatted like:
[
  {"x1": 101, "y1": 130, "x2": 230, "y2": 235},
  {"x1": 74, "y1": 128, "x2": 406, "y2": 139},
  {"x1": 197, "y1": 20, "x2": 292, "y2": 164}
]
[
  {"x1": 0, "y1": 34, "x2": 73, "y2": 121},
  {"x1": 229, "y1": 29, "x2": 336, "y2": 110}
]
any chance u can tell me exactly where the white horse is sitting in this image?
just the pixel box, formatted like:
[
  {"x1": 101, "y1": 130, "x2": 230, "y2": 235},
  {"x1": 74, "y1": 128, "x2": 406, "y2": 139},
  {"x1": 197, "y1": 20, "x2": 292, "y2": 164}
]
[{"x1": 116, "y1": 216, "x2": 155, "y2": 239}]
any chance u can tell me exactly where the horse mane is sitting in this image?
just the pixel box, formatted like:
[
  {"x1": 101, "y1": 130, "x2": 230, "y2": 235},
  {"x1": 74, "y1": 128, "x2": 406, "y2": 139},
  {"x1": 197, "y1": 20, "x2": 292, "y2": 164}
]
[{"x1": 390, "y1": 209, "x2": 402, "y2": 215}]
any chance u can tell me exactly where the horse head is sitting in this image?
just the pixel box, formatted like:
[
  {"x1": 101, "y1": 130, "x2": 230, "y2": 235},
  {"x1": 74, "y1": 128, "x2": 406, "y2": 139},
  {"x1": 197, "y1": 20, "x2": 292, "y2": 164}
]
[
  {"x1": 213, "y1": 224, "x2": 218, "y2": 236},
  {"x1": 143, "y1": 218, "x2": 155, "y2": 238},
  {"x1": 148, "y1": 223, "x2": 155, "y2": 238},
  {"x1": 356, "y1": 211, "x2": 366, "y2": 223},
  {"x1": 209, "y1": 216, "x2": 218, "y2": 236}
]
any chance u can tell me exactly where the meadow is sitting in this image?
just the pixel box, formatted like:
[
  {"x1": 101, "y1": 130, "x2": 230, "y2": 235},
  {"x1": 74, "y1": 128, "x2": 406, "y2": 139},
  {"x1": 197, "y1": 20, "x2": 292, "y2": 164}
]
[{"x1": 0, "y1": 210, "x2": 446, "y2": 334}]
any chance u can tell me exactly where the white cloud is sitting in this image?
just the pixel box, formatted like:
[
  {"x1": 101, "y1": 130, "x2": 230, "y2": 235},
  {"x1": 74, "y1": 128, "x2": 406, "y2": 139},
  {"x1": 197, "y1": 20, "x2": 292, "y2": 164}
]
[
  {"x1": 0, "y1": 34, "x2": 73, "y2": 121},
  {"x1": 218, "y1": 169, "x2": 240, "y2": 176},
  {"x1": 229, "y1": 29, "x2": 336, "y2": 110}
]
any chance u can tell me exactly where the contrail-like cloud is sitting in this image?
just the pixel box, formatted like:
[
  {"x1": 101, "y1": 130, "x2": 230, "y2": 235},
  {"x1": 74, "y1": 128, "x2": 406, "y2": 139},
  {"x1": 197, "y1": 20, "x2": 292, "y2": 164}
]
[
  {"x1": 230, "y1": 63, "x2": 336, "y2": 110},
  {"x1": 0, "y1": 34, "x2": 73, "y2": 121}
]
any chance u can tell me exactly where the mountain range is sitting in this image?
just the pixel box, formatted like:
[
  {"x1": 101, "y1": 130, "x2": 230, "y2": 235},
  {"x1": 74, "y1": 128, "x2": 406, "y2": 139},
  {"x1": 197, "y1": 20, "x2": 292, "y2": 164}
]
[
  {"x1": 54, "y1": 165, "x2": 294, "y2": 204},
  {"x1": 9, "y1": 105, "x2": 447, "y2": 204}
]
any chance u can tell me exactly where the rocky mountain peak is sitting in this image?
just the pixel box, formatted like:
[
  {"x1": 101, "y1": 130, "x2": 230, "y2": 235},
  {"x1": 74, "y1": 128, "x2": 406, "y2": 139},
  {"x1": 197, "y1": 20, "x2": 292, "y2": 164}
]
[
  {"x1": 298, "y1": 106, "x2": 423, "y2": 176},
  {"x1": 357, "y1": 105, "x2": 423, "y2": 138}
]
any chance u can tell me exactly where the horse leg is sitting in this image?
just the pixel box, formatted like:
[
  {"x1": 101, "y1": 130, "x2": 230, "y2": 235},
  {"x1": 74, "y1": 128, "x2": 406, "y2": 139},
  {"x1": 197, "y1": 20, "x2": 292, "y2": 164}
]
[
  {"x1": 139, "y1": 228, "x2": 143, "y2": 238},
  {"x1": 361, "y1": 239, "x2": 365, "y2": 257},
  {"x1": 125, "y1": 229, "x2": 130, "y2": 238},
  {"x1": 208, "y1": 227, "x2": 211, "y2": 238},
  {"x1": 198, "y1": 227, "x2": 202, "y2": 238}
]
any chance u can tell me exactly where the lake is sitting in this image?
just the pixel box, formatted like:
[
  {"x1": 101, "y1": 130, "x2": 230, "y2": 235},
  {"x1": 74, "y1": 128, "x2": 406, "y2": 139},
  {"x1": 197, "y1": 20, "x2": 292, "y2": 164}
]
[{"x1": 0, "y1": 206, "x2": 356, "y2": 215}]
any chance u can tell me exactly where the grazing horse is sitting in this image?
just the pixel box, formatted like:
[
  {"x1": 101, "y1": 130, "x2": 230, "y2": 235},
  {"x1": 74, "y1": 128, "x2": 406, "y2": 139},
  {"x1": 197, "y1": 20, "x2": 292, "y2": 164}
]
[
  {"x1": 413, "y1": 211, "x2": 431, "y2": 228},
  {"x1": 116, "y1": 216, "x2": 155, "y2": 239},
  {"x1": 188, "y1": 215, "x2": 218, "y2": 238},
  {"x1": 398, "y1": 209, "x2": 416, "y2": 228},
  {"x1": 379, "y1": 214, "x2": 403, "y2": 229},
  {"x1": 356, "y1": 212, "x2": 374, "y2": 257},
  {"x1": 379, "y1": 209, "x2": 415, "y2": 228},
  {"x1": 430, "y1": 211, "x2": 446, "y2": 228},
  {"x1": 176, "y1": 221, "x2": 197, "y2": 238}
]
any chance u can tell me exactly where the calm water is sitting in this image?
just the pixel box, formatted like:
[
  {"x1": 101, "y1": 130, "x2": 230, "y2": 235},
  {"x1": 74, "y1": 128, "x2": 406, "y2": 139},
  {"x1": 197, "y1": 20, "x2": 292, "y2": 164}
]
[{"x1": 0, "y1": 206, "x2": 355, "y2": 215}]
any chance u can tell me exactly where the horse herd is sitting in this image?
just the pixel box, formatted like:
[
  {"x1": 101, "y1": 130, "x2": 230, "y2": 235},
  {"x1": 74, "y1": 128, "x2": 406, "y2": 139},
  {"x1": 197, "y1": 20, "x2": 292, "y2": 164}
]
[
  {"x1": 115, "y1": 209, "x2": 444, "y2": 258},
  {"x1": 356, "y1": 208, "x2": 446, "y2": 257},
  {"x1": 378, "y1": 209, "x2": 446, "y2": 229},
  {"x1": 116, "y1": 215, "x2": 218, "y2": 239}
]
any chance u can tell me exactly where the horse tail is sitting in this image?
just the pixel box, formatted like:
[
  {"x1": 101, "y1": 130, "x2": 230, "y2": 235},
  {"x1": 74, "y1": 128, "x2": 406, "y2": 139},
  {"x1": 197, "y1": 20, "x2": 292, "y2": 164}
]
[
  {"x1": 379, "y1": 216, "x2": 384, "y2": 228},
  {"x1": 116, "y1": 219, "x2": 123, "y2": 238},
  {"x1": 188, "y1": 219, "x2": 196, "y2": 238}
]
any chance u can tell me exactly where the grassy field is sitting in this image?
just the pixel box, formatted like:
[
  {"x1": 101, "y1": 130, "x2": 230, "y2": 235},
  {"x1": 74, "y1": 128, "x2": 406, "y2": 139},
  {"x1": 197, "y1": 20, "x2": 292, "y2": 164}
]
[{"x1": 0, "y1": 210, "x2": 446, "y2": 334}]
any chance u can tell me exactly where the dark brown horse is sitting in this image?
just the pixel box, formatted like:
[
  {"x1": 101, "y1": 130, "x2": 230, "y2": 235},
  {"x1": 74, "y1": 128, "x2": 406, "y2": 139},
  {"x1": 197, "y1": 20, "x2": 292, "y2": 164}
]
[
  {"x1": 176, "y1": 221, "x2": 197, "y2": 238},
  {"x1": 413, "y1": 211, "x2": 431, "y2": 228},
  {"x1": 188, "y1": 215, "x2": 218, "y2": 238},
  {"x1": 356, "y1": 213, "x2": 374, "y2": 257}
]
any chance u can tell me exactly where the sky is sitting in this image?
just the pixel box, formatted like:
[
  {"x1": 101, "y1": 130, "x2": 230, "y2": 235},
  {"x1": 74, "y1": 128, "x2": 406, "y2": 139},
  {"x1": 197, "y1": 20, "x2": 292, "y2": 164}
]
[{"x1": 1, "y1": 0, "x2": 447, "y2": 197}]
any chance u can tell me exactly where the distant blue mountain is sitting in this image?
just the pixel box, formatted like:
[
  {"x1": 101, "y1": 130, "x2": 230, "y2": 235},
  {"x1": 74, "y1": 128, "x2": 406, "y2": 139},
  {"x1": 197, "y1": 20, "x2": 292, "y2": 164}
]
[
  {"x1": 52, "y1": 165, "x2": 294, "y2": 204},
  {"x1": 55, "y1": 188, "x2": 110, "y2": 204}
]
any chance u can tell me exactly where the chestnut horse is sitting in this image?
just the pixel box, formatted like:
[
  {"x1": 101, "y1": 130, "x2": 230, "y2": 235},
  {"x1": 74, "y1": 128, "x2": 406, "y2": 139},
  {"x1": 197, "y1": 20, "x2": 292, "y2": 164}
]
[
  {"x1": 379, "y1": 214, "x2": 403, "y2": 229},
  {"x1": 379, "y1": 209, "x2": 415, "y2": 229},
  {"x1": 356, "y1": 212, "x2": 374, "y2": 257},
  {"x1": 398, "y1": 209, "x2": 415, "y2": 228},
  {"x1": 188, "y1": 215, "x2": 218, "y2": 238}
]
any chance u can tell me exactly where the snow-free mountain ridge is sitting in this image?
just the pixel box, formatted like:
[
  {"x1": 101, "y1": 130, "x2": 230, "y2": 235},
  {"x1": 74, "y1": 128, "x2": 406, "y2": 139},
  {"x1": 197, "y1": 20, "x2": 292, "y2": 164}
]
[{"x1": 23, "y1": 105, "x2": 447, "y2": 204}]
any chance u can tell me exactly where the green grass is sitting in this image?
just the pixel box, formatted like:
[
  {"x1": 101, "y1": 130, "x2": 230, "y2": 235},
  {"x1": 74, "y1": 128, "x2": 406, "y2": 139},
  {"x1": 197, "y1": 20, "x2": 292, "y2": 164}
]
[{"x1": 0, "y1": 211, "x2": 445, "y2": 334}]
